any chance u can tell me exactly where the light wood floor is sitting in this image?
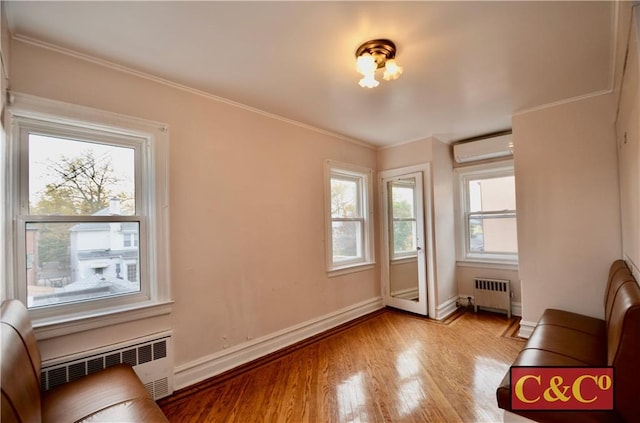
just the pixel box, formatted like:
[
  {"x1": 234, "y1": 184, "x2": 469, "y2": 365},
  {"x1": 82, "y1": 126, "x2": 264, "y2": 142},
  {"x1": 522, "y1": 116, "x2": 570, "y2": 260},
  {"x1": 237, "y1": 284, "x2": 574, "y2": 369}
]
[{"x1": 159, "y1": 308, "x2": 525, "y2": 423}]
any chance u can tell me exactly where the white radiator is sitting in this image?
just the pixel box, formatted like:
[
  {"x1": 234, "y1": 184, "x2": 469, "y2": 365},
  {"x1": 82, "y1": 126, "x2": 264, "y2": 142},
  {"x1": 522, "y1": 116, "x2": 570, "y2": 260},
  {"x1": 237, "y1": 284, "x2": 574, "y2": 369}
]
[
  {"x1": 40, "y1": 332, "x2": 173, "y2": 400},
  {"x1": 473, "y1": 278, "x2": 511, "y2": 318}
]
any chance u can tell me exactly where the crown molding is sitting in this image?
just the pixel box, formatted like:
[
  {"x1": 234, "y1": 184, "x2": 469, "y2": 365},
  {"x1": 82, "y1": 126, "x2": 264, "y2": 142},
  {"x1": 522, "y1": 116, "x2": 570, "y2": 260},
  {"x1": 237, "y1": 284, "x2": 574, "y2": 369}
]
[{"x1": 12, "y1": 34, "x2": 376, "y2": 151}]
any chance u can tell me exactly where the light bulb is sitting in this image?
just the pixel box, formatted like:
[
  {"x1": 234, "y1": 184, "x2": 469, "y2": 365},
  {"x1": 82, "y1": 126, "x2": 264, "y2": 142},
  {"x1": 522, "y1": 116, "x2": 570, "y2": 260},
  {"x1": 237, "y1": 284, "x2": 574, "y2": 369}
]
[
  {"x1": 356, "y1": 53, "x2": 377, "y2": 75},
  {"x1": 358, "y1": 73, "x2": 379, "y2": 88},
  {"x1": 382, "y1": 59, "x2": 403, "y2": 81}
]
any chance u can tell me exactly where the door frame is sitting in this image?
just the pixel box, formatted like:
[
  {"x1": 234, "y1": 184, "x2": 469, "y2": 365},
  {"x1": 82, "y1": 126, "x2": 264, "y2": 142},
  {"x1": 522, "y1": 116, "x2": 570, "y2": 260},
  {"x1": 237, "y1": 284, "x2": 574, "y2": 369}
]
[{"x1": 379, "y1": 164, "x2": 436, "y2": 316}]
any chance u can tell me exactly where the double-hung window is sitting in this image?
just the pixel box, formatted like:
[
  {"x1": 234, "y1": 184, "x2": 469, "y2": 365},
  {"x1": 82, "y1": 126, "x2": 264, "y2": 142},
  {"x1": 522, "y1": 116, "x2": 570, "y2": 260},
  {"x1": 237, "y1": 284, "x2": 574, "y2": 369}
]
[
  {"x1": 455, "y1": 161, "x2": 518, "y2": 264},
  {"x1": 4, "y1": 93, "x2": 170, "y2": 330},
  {"x1": 325, "y1": 161, "x2": 374, "y2": 273}
]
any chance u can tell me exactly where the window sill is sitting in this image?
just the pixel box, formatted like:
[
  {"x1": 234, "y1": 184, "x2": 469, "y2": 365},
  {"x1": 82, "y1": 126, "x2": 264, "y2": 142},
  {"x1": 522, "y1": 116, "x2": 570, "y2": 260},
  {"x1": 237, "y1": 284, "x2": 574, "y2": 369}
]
[
  {"x1": 456, "y1": 260, "x2": 518, "y2": 271},
  {"x1": 327, "y1": 263, "x2": 376, "y2": 278},
  {"x1": 33, "y1": 300, "x2": 174, "y2": 340}
]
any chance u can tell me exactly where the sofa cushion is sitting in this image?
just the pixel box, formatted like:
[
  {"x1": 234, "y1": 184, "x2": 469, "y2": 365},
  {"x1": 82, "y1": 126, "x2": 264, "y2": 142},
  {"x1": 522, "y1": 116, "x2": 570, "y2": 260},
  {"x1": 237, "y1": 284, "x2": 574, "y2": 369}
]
[
  {"x1": 522, "y1": 324, "x2": 606, "y2": 365},
  {"x1": 78, "y1": 398, "x2": 170, "y2": 422},
  {"x1": 513, "y1": 348, "x2": 600, "y2": 367},
  {"x1": 42, "y1": 364, "x2": 168, "y2": 423},
  {"x1": 537, "y1": 308, "x2": 605, "y2": 337}
]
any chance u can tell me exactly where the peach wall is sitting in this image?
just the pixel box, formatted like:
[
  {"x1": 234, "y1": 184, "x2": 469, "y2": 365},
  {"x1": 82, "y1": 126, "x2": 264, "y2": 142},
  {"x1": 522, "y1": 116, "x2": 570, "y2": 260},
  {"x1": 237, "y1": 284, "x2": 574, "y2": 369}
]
[
  {"x1": 378, "y1": 138, "x2": 433, "y2": 170},
  {"x1": 9, "y1": 39, "x2": 380, "y2": 365},
  {"x1": 431, "y1": 138, "x2": 457, "y2": 307},
  {"x1": 616, "y1": 9, "x2": 640, "y2": 279},
  {"x1": 513, "y1": 92, "x2": 621, "y2": 323}
]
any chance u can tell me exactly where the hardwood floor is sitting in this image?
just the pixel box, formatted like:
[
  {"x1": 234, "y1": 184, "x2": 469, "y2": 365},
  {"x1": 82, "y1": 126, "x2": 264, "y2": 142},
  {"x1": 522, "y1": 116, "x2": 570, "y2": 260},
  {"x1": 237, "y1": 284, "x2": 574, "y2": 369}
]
[{"x1": 159, "y1": 308, "x2": 525, "y2": 423}]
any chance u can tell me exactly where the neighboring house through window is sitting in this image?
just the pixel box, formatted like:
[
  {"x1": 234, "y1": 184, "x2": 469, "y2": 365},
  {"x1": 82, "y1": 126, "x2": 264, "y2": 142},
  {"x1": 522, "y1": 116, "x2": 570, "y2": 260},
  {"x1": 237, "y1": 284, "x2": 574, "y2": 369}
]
[
  {"x1": 324, "y1": 160, "x2": 374, "y2": 274},
  {"x1": 4, "y1": 93, "x2": 171, "y2": 331},
  {"x1": 123, "y1": 231, "x2": 139, "y2": 248},
  {"x1": 455, "y1": 161, "x2": 518, "y2": 265}
]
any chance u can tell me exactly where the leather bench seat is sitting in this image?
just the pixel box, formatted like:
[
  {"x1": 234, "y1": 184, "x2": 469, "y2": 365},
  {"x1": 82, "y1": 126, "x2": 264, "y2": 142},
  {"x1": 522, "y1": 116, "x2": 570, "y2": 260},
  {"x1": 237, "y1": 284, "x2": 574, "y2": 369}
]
[
  {"x1": 521, "y1": 321, "x2": 606, "y2": 365},
  {"x1": 1, "y1": 299, "x2": 169, "y2": 423},
  {"x1": 496, "y1": 260, "x2": 640, "y2": 423}
]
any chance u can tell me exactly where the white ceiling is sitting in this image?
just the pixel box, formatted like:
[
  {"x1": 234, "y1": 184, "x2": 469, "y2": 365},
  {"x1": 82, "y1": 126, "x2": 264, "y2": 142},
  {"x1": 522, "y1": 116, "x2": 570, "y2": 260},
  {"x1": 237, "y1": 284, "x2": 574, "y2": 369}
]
[{"x1": 6, "y1": 1, "x2": 616, "y2": 147}]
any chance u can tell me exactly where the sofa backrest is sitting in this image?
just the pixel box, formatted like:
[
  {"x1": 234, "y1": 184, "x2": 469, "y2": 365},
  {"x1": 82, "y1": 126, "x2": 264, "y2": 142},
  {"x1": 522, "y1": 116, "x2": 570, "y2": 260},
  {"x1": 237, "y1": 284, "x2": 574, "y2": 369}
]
[
  {"x1": 604, "y1": 260, "x2": 635, "y2": 322},
  {"x1": 1, "y1": 300, "x2": 43, "y2": 423},
  {"x1": 604, "y1": 261, "x2": 640, "y2": 423}
]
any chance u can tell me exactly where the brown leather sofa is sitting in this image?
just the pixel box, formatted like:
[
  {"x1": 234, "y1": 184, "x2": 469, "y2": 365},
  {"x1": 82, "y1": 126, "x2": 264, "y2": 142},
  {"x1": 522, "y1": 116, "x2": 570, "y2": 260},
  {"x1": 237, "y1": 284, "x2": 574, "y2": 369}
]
[
  {"x1": 497, "y1": 260, "x2": 640, "y2": 423},
  {"x1": 1, "y1": 299, "x2": 169, "y2": 422}
]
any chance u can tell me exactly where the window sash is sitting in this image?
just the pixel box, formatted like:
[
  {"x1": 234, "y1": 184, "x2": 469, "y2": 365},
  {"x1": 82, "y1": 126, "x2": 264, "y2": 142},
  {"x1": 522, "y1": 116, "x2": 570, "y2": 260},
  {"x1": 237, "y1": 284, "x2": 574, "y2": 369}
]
[
  {"x1": 16, "y1": 121, "x2": 149, "y2": 313},
  {"x1": 325, "y1": 161, "x2": 373, "y2": 272},
  {"x1": 18, "y1": 122, "x2": 145, "y2": 218},
  {"x1": 466, "y1": 212, "x2": 517, "y2": 255},
  {"x1": 455, "y1": 161, "x2": 517, "y2": 264},
  {"x1": 6, "y1": 92, "x2": 170, "y2": 331},
  {"x1": 331, "y1": 219, "x2": 364, "y2": 265},
  {"x1": 16, "y1": 214, "x2": 149, "y2": 312},
  {"x1": 330, "y1": 174, "x2": 363, "y2": 219}
]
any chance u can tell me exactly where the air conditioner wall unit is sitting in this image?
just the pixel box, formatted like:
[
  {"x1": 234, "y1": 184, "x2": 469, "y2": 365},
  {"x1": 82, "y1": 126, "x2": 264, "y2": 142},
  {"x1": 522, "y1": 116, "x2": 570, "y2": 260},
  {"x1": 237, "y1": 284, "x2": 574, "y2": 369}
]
[{"x1": 453, "y1": 134, "x2": 513, "y2": 163}]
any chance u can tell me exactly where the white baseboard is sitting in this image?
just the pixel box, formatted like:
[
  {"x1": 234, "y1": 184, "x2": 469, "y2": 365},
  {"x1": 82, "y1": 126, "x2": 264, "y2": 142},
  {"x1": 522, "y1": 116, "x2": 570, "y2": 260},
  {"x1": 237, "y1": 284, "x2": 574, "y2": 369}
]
[
  {"x1": 511, "y1": 302, "x2": 522, "y2": 317},
  {"x1": 435, "y1": 297, "x2": 458, "y2": 320},
  {"x1": 518, "y1": 320, "x2": 537, "y2": 339},
  {"x1": 173, "y1": 297, "x2": 384, "y2": 390}
]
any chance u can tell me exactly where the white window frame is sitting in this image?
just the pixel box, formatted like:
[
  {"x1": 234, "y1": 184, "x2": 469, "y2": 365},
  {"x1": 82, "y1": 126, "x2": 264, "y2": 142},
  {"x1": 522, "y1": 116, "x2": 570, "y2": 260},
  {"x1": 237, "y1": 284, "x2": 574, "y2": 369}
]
[
  {"x1": 324, "y1": 160, "x2": 374, "y2": 275},
  {"x1": 454, "y1": 160, "x2": 518, "y2": 267},
  {"x1": 3, "y1": 92, "x2": 171, "y2": 337}
]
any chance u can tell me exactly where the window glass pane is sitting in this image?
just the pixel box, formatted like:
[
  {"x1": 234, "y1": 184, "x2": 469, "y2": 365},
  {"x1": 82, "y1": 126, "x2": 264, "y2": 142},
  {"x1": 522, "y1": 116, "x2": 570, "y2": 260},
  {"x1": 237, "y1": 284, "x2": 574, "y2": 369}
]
[
  {"x1": 331, "y1": 177, "x2": 359, "y2": 218},
  {"x1": 29, "y1": 134, "x2": 135, "y2": 216},
  {"x1": 393, "y1": 220, "x2": 417, "y2": 255},
  {"x1": 332, "y1": 221, "x2": 363, "y2": 262},
  {"x1": 25, "y1": 222, "x2": 141, "y2": 308},
  {"x1": 468, "y1": 216, "x2": 518, "y2": 253},
  {"x1": 391, "y1": 184, "x2": 415, "y2": 219},
  {"x1": 468, "y1": 176, "x2": 515, "y2": 212}
]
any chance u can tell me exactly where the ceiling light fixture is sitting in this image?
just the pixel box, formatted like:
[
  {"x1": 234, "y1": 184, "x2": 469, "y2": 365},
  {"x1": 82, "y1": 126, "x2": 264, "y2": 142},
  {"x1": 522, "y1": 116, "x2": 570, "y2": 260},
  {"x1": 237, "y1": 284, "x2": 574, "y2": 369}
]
[{"x1": 355, "y1": 39, "x2": 403, "y2": 88}]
